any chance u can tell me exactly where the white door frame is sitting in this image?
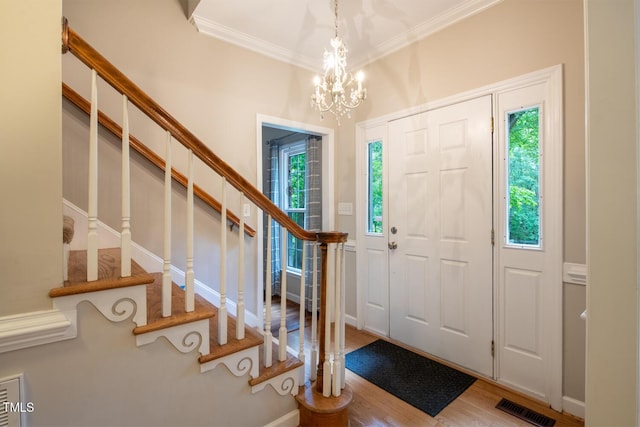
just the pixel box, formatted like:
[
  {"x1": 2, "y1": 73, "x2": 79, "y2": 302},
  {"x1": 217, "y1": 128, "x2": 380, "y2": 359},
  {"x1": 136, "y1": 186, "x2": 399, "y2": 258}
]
[
  {"x1": 255, "y1": 114, "x2": 335, "y2": 330},
  {"x1": 355, "y1": 65, "x2": 563, "y2": 409}
]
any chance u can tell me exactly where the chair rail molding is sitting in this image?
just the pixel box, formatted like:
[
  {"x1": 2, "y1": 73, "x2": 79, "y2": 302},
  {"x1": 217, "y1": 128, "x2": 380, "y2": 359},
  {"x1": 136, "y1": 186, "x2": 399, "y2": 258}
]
[
  {"x1": 0, "y1": 308, "x2": 77, "y2": 354},
  {"x1": 563, "y1": 262, "x2": 587, "y2": 286}
]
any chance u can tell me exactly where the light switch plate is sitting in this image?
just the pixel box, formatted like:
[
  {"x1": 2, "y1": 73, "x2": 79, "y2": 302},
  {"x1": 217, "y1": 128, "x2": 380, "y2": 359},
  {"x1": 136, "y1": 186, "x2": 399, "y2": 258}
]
[{"x1": 338, "y1": 202, "x2": 353, "y2": 216}]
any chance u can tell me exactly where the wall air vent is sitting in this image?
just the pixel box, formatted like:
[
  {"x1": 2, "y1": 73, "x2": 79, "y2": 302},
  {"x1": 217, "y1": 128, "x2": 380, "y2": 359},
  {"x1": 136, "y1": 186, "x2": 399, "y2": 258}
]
[{"x1": 0, "y1": 374, "x2": 25, "y2": 427}]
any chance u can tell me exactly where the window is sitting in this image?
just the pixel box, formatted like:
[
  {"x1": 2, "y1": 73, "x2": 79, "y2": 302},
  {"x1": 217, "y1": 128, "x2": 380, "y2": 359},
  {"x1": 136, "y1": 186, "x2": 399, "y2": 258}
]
[
  {"x1": 367, "y1": 140, "x2": 383, "y2": 234},
  {"x1": 280, "y1": 142, "x2": 306, "y2": 271},
  {"x1": 506, "y1": 106, "x2": 540, "y2": 246}
]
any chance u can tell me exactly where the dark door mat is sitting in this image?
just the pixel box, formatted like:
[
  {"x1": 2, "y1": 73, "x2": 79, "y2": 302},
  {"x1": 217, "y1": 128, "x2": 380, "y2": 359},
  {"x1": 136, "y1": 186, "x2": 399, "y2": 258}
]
[
  {"x1": 496, "y1": 398, "x2": 556, "y2": 426},
  {"x1": 345, "y1": 339, "x2": 476, "y2": 417}
]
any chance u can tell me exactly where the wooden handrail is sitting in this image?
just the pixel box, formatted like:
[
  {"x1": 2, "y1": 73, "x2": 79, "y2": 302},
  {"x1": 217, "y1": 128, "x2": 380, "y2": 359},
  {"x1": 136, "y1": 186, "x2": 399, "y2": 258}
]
[
  {"x1": 62, "y1": 83, "x2": 256, "y2": 238},
  {"x1": 62, "y1": 19, "x2": 332, "y2": 242}
]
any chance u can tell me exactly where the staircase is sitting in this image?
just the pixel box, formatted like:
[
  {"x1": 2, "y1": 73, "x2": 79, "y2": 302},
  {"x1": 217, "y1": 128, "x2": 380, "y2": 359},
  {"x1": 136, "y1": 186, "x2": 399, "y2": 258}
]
[
  {"x1": 50, "y1": 247, "x2": 302, "y2": 397},
  {"x1": 54, "y1": 18, "x2": 351, "y2": 427}
]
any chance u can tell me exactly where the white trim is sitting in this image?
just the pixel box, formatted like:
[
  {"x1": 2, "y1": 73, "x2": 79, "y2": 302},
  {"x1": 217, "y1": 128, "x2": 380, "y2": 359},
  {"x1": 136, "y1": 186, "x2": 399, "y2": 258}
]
[
  {"x1": 363, "y1": 0, "x2": 504, "y2": 69},
  {"x1": 263, "y1": 409, "x2": 299, "y2": 427},
  {"x1": 189, "y1": 14, "x2": 318, "y2": 71},
  {"x1": 190, "y1": 1, "x2": 503, "y2": 72},
  {"x1": 359, "y1": 65, "x2": 565, "y2": 128},
  {"x1": 0, "y1": 309, "x2": 77, "y2": 354},
  {"x1": 255, "y1": 114, "x2": 336, "y2": 331},
  {"x1": 344, "y1": 239, "x2": 357, "y2": 252},
  {"x1": 344, "y1": 313, "x2": 357, "y2": 328},
  {"x1": 562, "y1": 395, "x2": 586, "y2": 420},
  {"x1": 563, "y1": 262, "x2": 587, "y2": 286}
]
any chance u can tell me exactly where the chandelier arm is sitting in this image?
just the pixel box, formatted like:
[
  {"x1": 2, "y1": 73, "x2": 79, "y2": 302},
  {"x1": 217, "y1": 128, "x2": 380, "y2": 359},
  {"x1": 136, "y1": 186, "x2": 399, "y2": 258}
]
[{"x1": 310, "y1": 0, "x2": 367, "y2": 122}]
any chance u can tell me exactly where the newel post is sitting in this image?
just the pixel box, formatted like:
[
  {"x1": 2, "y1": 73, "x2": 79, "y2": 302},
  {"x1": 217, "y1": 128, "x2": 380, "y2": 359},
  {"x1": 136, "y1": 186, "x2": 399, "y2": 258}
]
[
  {"x1": 316, "y1": 240, "x2": 329, "y2": 394},
  {"x1": 298, "y1": 231, "x2": 351, "y2": 427},
  {"x1": 314, "y1": 232, "x2": 348, "y2": 394}
]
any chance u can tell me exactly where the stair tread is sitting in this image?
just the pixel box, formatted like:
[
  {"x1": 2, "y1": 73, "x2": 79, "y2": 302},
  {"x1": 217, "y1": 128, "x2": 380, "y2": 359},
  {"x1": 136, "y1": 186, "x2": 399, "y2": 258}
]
[
  {"x1": 132, "y1": 273, "x2": 216, "y2": 335},
  {"x1": 198, "y1": 298, "x2": 263, "y2": 363},
  {"x1": 56, "y1": 247, "x2": 302, "y2": 389},
  {"x1": 249, "y1": 343, "x2": 304, "y2": 387},
  {"x1": 50, "y1": 248, "x2": 154, "y2": 297}
]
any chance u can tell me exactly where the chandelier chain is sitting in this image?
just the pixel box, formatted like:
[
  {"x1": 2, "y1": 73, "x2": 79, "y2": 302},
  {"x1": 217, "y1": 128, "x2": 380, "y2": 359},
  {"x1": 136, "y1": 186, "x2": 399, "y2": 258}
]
[{"x1": 334, "y1": 0, "x2": 339, "y2": 38}]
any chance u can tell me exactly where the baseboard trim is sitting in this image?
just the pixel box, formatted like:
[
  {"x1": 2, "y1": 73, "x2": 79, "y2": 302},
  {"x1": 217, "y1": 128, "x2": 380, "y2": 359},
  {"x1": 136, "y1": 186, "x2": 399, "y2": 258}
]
[
  {"x1": 345, "y1": 314, "x2": 357, "y2": 327},
  {"x1": 562, "y1": 395, "x2": 585, "y2": 419},
  {"x1": 0, "y1": 308, "x2": 77, "y2": 354},
  {"x1": 263, "y1": 409, "x2": 299, "y2": 427}
]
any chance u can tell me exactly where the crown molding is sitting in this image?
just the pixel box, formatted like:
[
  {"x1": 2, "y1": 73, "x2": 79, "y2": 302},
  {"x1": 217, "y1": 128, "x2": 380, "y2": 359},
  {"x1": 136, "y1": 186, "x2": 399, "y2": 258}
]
[
  {"x1": 190, "y1": 0, "x2": 503, "y2": 71},
  {"x1": 189, "y1": 15, "x2": 319, "y2": 71},
  {"x1": 355, "y1": 0, "x2": 504, "y2": 68}
]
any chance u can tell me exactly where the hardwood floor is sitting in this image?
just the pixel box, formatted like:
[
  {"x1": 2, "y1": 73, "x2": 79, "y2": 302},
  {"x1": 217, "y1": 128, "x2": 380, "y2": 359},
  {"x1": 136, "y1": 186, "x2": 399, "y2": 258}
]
[
  {"x1": 271, "y1": 298, "x2": 585, "y2": 427},
  {"x1": 343, "y1": 325, "x2": 583, "y2": 427}
]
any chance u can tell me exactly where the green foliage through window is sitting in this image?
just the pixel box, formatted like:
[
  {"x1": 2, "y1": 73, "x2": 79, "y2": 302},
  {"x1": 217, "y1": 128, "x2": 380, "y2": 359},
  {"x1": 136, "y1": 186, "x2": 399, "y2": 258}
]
[
  {"x1": 283, "y1": 146, "x2": 306, "y2": 270},
  {"x1": 507, "y1": 107, "x2": 540, "y2": 246},
  {"x1": 367, "y1": 141, "x2": 383, "y2": 234}
]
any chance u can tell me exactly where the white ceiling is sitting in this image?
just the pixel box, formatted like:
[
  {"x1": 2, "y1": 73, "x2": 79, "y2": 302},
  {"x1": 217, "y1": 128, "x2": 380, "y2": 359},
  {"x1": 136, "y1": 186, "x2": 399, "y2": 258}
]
[{"x1": 189, "y1": 0, "x2": 503, "y2": 72}]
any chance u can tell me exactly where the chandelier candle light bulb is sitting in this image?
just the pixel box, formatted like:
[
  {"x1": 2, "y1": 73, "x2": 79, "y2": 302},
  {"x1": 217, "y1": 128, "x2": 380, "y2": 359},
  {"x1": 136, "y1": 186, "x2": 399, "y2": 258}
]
[{"x1": 311, "y1": 0, "x2": 367, "y2": 122}]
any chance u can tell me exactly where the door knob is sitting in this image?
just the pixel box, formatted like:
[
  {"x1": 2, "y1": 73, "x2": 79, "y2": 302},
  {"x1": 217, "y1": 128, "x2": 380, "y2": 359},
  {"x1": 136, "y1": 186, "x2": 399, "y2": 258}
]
[{"x1": 388, "y1": 241, "x2": 398, "y2": 250}]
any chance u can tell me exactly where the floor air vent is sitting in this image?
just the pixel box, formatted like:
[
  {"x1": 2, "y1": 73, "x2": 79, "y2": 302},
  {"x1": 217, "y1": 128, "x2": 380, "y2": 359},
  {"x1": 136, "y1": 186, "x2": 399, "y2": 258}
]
[{"x1": 495, "y1": 398, "x2": 556, "y2": 427}]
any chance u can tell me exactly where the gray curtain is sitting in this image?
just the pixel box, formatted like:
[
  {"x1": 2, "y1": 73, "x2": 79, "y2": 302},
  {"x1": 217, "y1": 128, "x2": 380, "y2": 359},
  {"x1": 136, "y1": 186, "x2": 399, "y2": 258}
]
[
  {"x1": 264, "y1": 143, "x2": 281, "y2": 295},
  {"x1": 304, "y1": 135, "x2": 322, "y2": 311}
]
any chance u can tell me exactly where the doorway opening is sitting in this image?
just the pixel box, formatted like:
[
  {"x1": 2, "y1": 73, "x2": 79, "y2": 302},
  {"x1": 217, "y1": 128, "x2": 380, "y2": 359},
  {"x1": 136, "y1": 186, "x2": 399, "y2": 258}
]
[{"x1": 255, "y1": 116, "x2": 335, "y2": 339}]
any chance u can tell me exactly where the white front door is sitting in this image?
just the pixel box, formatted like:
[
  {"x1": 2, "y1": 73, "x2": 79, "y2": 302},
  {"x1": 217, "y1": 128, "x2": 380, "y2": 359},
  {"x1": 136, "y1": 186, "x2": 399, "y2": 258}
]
[
  {"x1": 357, "y1": 67, "x2": 563, "y2": 407},
  {"x1": 387, "y1": 95, "x2": 494, "y2": 377}
]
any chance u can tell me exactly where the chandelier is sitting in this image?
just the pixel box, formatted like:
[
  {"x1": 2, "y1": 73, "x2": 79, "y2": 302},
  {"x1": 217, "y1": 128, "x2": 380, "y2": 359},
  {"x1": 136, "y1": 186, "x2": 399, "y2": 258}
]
[{"x1": 311, "y1": 0, "x2": 367, "y2": 122}]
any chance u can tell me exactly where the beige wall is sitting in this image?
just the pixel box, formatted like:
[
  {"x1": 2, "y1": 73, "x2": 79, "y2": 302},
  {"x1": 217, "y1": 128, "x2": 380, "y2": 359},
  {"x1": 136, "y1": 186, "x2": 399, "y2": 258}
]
[
  {"x1": 44, "y1": 0, "x2": 591, "y2": 411},
  {"x1": 335, "y1": 0, "x2": 587, "y2": 402},
  {"x1": 61, "y1": 0, "x2": 588, "y2": 404},
  {"x1": 585, "y1": 0, "x2": 638, "y2": 425},
  {"x1": 61, "y1": 0, "x2": 335, "y2": 317},
  {"x1": 337, "y1": 0, "x2": 585, "y2": 262},
  {"x1": 0, "y1": 303, "x2": 296, "y2": 426},
  {"x1": 0, "y1": 1, "x2": 63, "y2": 316}
]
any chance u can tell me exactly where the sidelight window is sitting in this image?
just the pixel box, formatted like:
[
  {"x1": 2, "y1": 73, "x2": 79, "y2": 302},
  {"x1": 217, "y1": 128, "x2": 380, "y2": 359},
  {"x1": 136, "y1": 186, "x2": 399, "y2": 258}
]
[
  {"x1": 367, "y1": 140, "x2": 383, "y2": 234},
  {"x1": 506, "y1": 106, "x2": 541, "y2": 247}
]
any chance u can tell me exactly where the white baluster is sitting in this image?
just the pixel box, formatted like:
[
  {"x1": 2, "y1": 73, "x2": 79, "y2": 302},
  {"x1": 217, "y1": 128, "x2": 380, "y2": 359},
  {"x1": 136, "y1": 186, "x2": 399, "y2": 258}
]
[
  {"x1": 339, "y1": 242, "x2": 347, "y2": 389},
  {"x1": 218, "y1": 177, "x2": 228, "y2": 345},
  {"x1": 332, "y1": 242, "x2": 342, "y2": 397},
  {"x1": 264, "y1": 214, "x2": 273, "y2": 368},
  {"x1": 185, "y1": 150, "x2": 194, "y2": 313},
  {"x1": 87, "y1": 69, "x2": 99, "y2": 282},
  {"x1": 236, "y1": 193, "x2": 245, "y2": 339},
  {"x1": 323, "y1": 243, "x2": 334, "y2": 397},
  {"x1": 120, "y1": 94, "x2": 131, "y2": 278},
  {"x1": 310, "y1": 242, "x2": 318, "y2": 382},
  {"x1": 278, "y1": 227, "x2": 288, "y2": 361},
  {"x1": 298, "y1": 241, "x2": 307, "y2": 383},
  {"x1": 162, "y1": 131, "x2": 172, "y2": 318}
]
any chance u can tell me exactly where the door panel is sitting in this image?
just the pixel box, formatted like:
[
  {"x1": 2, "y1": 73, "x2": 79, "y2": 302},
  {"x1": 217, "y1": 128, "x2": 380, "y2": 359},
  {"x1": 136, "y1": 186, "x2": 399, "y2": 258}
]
[{"x1": 388, "y1": 95, "x2": 494, "y2": 377}]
